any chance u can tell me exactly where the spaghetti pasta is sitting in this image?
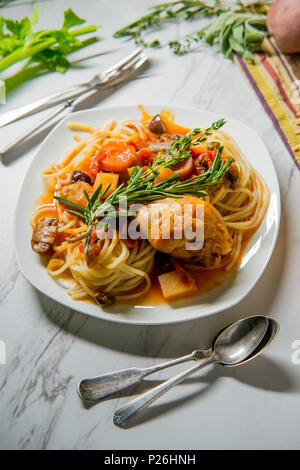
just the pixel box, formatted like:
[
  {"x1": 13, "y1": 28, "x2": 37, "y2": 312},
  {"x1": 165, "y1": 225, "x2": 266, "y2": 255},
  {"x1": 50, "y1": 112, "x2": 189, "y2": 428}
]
[{"x1": 30, "y1": 107, "x2": 269, "y2": 306}]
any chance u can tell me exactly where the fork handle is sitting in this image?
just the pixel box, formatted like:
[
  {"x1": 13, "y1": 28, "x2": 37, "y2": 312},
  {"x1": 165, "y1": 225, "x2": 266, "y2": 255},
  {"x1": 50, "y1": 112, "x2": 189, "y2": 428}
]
[
  {"x1": 0, "y1": 83, "x2": 90, "y2": 128},
  {"x1": 113, "y1": 356, "x2": 216, "y2": 426},
  {"x1": 0, "y1": 101, "x2": 72, "y2": 155}
]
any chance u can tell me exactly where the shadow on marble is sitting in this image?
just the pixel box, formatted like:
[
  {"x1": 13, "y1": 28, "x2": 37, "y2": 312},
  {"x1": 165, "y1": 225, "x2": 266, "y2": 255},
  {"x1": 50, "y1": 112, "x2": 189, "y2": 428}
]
[
  {"x1": 118, "y1": 386, "x2": 212, "y2": 429},
  {"x1": 1, "y1": 89, "x2": 113, "y2": 166},
  {"x1": 78, "y1": 353, "x2": 296, "y2": 422},
  {"x1": 108, "y1": 355, "x2": 296, "y2": 429}
]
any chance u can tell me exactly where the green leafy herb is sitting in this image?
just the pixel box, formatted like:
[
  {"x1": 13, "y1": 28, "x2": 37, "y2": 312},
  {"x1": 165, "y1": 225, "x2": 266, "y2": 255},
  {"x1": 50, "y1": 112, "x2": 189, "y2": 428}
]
[
  {"x1": 54, "y1": 119, "x2": 230, "y2": 252},
  {"x1": 0, "y1": 6, "x2": 100, "y2": 77},
  {"x1": 114, "y1": 0, "x2": 270, "y2": 60},
  {"x1": 171, "y1": 11, "x2": 268, "y2": 58},
  {"x1": 62, "y1": 9, "x2": 85, "y2": 30}
]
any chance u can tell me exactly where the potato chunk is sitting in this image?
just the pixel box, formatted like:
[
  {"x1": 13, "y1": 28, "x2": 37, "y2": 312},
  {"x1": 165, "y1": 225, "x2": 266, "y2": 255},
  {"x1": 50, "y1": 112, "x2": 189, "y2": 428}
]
[
  {"x1": 158, "y1": 270, "x2": 197, "y2": 301},
  {"x1": 93, "y1": 172, "x2": 119, "y2": 198},
  {"x1": 59, "y1": 181, "x2": 93, "y2": 208}
]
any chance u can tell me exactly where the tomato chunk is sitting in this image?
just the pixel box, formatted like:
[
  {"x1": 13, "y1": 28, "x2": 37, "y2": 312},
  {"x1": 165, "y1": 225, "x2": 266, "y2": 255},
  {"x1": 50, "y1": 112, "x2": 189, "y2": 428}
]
[
  {"x1": 136, "y1": 148, "x2": 156, "y2": 166},
  {"x1": 89, "y1": 141, "x2": 136, "y2": 174}
]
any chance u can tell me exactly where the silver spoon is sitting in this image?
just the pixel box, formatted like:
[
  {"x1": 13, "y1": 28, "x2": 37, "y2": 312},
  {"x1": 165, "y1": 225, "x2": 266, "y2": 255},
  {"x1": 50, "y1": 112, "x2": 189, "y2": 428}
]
[
  {"x1": 113, "y1": 316, "x2": 279, "y2": 426},
  {"x1": 78, "y1": 348, "x2": 212, "y2": 402},
  {"x1": 78, "y1": 315, "x2": 269, "y2": 403}
]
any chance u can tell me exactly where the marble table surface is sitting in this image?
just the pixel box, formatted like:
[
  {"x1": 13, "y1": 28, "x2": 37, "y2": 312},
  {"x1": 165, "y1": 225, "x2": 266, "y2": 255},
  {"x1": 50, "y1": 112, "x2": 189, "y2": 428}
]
[{"x1": 1, "y1": 0, "x2": 300, "y2": 450}]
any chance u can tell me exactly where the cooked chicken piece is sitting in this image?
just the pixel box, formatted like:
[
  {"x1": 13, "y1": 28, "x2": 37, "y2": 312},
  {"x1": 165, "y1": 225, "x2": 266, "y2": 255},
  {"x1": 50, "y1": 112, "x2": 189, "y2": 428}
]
[
  {"x1": 59, "y1": 181, "x2": 93, "y2": 208},
  {"x1": 136, "y1": 196, "x2": 232, "y2": 268},
  {"x1": 31, "y1": 217, "x2": 58, "y2": 254}
]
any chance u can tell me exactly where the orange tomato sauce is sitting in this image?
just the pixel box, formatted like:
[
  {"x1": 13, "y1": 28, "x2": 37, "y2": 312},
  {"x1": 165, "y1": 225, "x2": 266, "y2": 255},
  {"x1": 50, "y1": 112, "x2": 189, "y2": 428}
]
[
  {"x1": 119, "y1": 227, "x2": 257, "y2": 306},
  {"x1": 138, "y1": 104, "x2": 191, "y2": 135},
  {"x1": 119, "y1": 265, "x2": 234, "y2": 307},
  {"x1": 33, "y1": 106, "x2": 260, "y2": 307}
]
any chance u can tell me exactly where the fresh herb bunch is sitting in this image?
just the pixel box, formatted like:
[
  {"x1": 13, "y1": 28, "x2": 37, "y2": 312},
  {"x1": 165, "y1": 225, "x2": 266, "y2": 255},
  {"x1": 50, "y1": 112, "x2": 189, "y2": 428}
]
[
  {"x1": 114, "y1": 0, "x2": 271, "y2": 60},
  {"x1": 0, "y1": 6, "x2": 100, "y2": 75},
  {"x1": 139, "y1": 117, "x2": 226, "y2": 181},
  {"x1": 114, "y1": 0, "x2": 224, "y2": 48},
  {"x1": 54, "y1": 119, "x2": 230, "y2": 253},
  {"x1": 170, "y1": 11, "x2": 268, "y2": 58}
]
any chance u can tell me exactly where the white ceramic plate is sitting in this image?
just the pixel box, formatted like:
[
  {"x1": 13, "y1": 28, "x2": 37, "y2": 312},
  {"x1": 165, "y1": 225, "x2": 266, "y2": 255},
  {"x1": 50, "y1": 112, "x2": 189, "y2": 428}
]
[{"x1": 15, "y1": 105, "x2": 280, "y2": 325}]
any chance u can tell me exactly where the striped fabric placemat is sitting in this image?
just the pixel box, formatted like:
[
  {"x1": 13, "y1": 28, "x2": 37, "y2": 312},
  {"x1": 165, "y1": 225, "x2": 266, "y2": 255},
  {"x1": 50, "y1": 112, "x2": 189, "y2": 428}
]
[{"x1": 234, "y1": 37, "x2": 300, "y2": 170}]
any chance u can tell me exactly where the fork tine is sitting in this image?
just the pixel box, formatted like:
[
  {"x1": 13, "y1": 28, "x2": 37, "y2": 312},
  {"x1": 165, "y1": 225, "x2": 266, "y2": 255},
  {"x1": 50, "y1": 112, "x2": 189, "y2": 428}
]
[
  {"x1": 0, "y1": 51, "x2": 148, "y2": 155},
  {"x1": 100, "y1": 53, "x2": 148, "y2": 88},
  {"x1": 117, "y1": 53, "x2": 148, "y2": 73},
  {"x1": 118, "y1": 50, "x2": 147, "y2": 72},
  {"x1": 127, "y1": 55, "x2": 148, "y2": 73},
  {"x1": 103, "y1": 48, "x2": 143, "y2": 75}
]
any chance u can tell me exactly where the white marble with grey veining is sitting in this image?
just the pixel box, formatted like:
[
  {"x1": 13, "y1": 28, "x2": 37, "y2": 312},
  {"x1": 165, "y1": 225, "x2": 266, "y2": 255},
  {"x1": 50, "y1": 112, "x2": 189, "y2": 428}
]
[{"x1": 1, "y1": 0, "x2": 300, "y2": 450}]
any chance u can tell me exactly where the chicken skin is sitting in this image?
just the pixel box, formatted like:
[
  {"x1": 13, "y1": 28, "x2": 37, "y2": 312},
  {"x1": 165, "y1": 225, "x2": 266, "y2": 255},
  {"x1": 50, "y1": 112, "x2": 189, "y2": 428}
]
[{"x1": 136, "y1": 196, "x2": 233, "y2": 268}]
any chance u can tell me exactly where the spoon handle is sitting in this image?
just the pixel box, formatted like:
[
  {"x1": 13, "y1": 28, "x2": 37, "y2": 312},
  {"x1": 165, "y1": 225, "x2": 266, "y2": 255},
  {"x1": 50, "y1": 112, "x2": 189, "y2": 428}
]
[
  {"x1": 113, "y1": 356, "x2": 216, "y2": 426},
  {"x1": 78, "y1": 350, "x2": 210, "y2": 402},
  {"x1": 78, "y1": 367, "x2": 146, "y2": 402}
]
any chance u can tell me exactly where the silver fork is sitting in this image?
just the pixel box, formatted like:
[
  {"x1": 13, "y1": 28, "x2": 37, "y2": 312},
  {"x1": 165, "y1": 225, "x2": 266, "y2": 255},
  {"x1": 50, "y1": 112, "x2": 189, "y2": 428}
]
[
  {"x1": 0, "y1": 50, "x2": 148, "y2": 155},
  {"x1": 0, "y1": 48, "x2": 144, "y2": 128}
]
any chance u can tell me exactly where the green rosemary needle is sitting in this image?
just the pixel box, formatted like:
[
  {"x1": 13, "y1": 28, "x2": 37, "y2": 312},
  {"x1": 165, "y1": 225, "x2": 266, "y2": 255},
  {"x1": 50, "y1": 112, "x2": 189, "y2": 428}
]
[
  {"x1": 114, "y1": 1, "x2": 271, "y2": 60},
  {"x1": 54, "y1": 119, "x2": 230, "y2": 252}
]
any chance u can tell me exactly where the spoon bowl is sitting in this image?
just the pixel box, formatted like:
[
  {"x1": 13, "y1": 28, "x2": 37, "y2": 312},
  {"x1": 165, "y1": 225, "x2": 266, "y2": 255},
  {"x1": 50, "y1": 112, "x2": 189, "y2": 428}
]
[
  {"x1": 213, "y1": 315, "x2": 270, "y2": 365},
  {"x1": 113, "y1": 315, "x2": 279, "y2": 426},
  {"x1": 79, "y1": 315, "x2": 278, "y2": 404}
]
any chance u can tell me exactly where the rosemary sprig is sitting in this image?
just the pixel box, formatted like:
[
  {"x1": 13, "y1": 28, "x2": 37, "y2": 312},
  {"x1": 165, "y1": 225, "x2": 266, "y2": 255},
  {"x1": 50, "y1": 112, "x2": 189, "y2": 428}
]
[
  {"x1": 114, "y1": 1, "x2": 223, "y2": 48},
  {"x1": 114, "y1": 0, "x2": 271, "y2": 60},
  {"x1": 119, "y1": 145, "x2": 230, "y2": 203},
  {"x1": 132, "y1": 117, "x2": 226, "y2": 182},
  {"x1": 54, "y1": 119, "x2": 230, "y2": 252},
  {"x1": 54, "y1": 182, "x2": 112, "y2": 253}
]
